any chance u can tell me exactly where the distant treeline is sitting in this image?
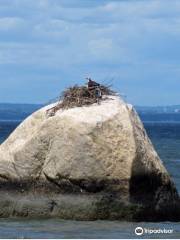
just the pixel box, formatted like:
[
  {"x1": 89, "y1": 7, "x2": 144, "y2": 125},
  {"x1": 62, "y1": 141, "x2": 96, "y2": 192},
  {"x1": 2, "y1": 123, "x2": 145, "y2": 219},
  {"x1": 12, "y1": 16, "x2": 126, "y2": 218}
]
[
  {"x1": 136, "y1": 105, "x2": 180, "y2": 114},
  {"x1": 139, "y1": 113, "x2": 180, "y2": 122}
]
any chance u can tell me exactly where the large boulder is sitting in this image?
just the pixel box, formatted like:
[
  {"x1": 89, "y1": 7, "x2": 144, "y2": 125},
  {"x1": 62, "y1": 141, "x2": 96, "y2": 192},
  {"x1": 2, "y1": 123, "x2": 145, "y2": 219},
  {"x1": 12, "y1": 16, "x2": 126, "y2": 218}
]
[{"x1": 0, "y1": 96, "x2": 179, "y2": 221}]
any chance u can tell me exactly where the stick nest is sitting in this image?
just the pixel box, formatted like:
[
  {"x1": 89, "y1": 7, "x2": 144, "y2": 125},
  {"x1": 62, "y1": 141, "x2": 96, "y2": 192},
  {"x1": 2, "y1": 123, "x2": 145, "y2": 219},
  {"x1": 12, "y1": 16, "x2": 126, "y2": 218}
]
[{"x1": 47, "y1": 84, "x2": 115, "y2": 116}]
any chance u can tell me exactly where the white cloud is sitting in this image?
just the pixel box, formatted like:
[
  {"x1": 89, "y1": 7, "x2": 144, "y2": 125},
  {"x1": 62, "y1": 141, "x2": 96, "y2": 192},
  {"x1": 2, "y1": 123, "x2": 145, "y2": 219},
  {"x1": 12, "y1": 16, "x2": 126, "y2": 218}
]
[
  {"x1": 0, "y1": 1, "x2": 179, "y2": 72},
  {"x1": 88, "y1": 38, "x2": 113, "y2": 56},
  {"x1": 0, "y1": 0, "x2": 180, "y2": 104},
  {"x1": 0, "y1": 17, "x2": 26, "y2": 31},
  {"x1": 33, "y1": 19, "x2": 70, "y2": 40}
]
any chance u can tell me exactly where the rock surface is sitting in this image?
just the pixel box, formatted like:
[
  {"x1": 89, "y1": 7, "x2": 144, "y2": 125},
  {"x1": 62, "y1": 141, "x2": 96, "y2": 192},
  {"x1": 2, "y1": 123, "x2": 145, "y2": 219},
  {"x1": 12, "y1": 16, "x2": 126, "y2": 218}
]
[{"x1": 0, "y1": 96, "x2": 179, "y2": 221}]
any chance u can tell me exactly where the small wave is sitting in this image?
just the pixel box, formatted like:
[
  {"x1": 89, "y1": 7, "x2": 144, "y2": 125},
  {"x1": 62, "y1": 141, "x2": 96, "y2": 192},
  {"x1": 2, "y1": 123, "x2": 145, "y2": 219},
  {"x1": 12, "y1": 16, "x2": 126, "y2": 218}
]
[
  {"x1": 0, "y1": 119, "x2": 22, "y2": 122},
  {"x1": 143, "y1": 120, "x2": 180, "y2": 124},
  {"x1": 170, "y1": 159, "x2": 180, "y2": 162}
]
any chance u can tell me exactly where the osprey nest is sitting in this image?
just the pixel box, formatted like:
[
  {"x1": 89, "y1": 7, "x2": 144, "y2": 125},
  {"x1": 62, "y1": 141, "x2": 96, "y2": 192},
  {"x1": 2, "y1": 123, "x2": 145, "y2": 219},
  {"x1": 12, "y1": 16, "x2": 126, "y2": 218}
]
[{"x1": 47, "y1": 84, "x2": 115, "y2": 116}]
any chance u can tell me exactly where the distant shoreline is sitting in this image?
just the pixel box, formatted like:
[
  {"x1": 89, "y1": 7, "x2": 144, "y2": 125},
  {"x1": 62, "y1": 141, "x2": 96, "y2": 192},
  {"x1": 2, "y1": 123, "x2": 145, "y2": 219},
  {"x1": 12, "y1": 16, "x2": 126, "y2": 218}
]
[
  {"x1": 1, "y1": 103, "x2": 180, "y2": 123},
  {"x1": 0, "y1": 119, "x2": 22, "y2": 122}
]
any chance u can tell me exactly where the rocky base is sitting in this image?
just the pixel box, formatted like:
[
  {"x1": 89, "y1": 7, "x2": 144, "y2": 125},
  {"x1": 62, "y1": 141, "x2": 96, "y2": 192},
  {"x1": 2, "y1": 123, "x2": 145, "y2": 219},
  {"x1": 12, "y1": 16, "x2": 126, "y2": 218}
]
[{"x1": 0, "y1": 177, "x2": 179, "y2": 221}]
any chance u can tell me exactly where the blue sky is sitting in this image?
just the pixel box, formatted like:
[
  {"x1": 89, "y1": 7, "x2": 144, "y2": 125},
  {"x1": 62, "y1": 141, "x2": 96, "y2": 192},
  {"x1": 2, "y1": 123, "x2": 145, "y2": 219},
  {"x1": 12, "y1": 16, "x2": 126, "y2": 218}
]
[{"x1": 0, "y1": 0, "x2": 180, "y2": 105}]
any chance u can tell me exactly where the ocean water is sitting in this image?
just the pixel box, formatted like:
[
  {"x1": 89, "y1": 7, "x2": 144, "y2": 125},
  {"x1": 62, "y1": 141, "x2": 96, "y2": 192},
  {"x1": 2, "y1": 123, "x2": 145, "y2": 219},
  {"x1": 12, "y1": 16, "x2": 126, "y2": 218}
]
[{"x1": 0, "y1": 119, "x2": 179, "y2": 239}]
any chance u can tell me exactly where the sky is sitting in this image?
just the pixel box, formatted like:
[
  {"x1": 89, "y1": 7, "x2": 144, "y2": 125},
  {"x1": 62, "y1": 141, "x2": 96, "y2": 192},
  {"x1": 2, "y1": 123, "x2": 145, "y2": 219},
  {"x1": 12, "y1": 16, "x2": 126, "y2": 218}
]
[{"x1": 0, "y1": 0, "x2": 180, "y2": 106}]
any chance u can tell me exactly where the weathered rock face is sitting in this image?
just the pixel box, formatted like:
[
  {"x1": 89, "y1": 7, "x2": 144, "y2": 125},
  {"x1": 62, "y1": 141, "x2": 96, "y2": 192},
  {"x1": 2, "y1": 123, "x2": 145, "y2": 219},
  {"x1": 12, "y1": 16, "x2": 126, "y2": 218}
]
[{"x1": 0, "y1": 96, "x2": 179, "y2": 221}]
